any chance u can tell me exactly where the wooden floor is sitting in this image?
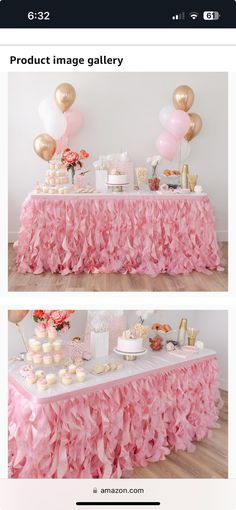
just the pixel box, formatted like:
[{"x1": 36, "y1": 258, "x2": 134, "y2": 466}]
[
  {"x1": 8, "y1": 243, "x2": 228, "y2": 292},
  {"x1": 130, "y1": 390, "x2": 228, "y2": 479}
]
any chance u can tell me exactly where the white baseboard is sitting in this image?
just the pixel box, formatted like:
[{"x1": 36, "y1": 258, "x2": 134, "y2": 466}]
[
  {"x1": 8, "y1": 232, "x2": 18, "y2": 243},
  {"x1": 8, "y1": 230, "x2": 229, "y2": 244},
  {"x1": 217, "y1": 230, "x2": 228, "y2": 242},
  {"x1": 219, "y1": 377, "x2": 228, "y2": 392}
]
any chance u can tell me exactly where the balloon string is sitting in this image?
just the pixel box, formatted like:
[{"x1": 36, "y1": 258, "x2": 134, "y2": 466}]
[
  {"x1": 178, "y1": 140, "x2": 182, "y2": 173},
  {"x1": 16, "y1": 323, "x2": 28, "y2": 352}
]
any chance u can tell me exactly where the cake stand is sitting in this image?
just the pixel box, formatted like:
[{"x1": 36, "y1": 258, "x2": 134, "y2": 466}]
[
  {"x1": 106, "y1": 182, "x2": 129, "y2": 193},
  {"x1": 113, "y1": 347, "x2": 147, "y2": 361}
]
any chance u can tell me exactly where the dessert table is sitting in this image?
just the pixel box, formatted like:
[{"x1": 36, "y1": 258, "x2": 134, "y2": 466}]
[
  {"x1": 8, "y1": 348, "x2": 222, "y2": 478},
  {"x1": 14, "y1": 191, "x2": 222, "y2": 276}
]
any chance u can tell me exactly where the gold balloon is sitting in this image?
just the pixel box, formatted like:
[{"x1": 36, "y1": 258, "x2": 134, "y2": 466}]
[
  {"x1": 33, "y1": 133, "x2": 56, "y2": 161},
  {"x1": 185, "y1": 113, "x2": 203, "y2": 142},
  {"x1": 8, "y1": 310, "x2": 28, "y2": 324},
  {"x1": 173, "y1": 85, "x2": 194, "y2": 112},
  {"x1": 55, "y1": 83, "x2": 76, "y2": 113}
]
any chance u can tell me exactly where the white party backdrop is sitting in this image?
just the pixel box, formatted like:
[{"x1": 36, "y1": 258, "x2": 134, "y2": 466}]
[
  {"x1": 8, "y1": 310, "x2": 228, "y2": 390},
  {"x1": 8, "y1": 72, "x2": 228, "y2": 241}
]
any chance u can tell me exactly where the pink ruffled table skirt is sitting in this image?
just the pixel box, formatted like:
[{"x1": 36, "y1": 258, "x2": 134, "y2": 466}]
[
  {"x1": 14, "y1": 194, "x2": 221, "y2": 276},
  {"x1": 8, "y1": 355, "x2": 222, "y2": 479}
]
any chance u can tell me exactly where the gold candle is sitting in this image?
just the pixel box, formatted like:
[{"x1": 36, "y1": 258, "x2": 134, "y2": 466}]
[
  {"x1": 188, "y1": 174, "x2": 198, "y2": 192},
  {"x1": 187, "y1": 328, "x2": 199, "y2": 346}
]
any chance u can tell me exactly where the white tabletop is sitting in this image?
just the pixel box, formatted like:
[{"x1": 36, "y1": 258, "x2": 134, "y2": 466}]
[
  {"x1": 9, "y1": 348, "x2": 216, "y2": 403},
  {"x1": 31, "y1": 191, "x2": 207, "y2": 199}
]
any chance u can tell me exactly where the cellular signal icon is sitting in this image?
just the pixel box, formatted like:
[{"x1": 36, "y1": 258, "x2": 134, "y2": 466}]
[{"x1": 172, "y1": 12, "x2": 185, "y2": 20}]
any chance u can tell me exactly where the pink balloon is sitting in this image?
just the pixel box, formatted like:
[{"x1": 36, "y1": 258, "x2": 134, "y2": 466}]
[
  {"x1": 156, "y1": 131, "x2": 178, "y2": 161},
  {"x1": 166, "y1": 110, "x2": 190, "y2": 140},
  {"x1": 64, "y1": 107, "x2": 82, "y2": 138},
  {"x1": 55, "y1": 133, "x2": 69, "y2": 154}
]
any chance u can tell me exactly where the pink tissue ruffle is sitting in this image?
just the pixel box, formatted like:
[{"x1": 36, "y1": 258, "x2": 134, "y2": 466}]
[
  {"x1": 14, "y1": 195, "x2": 221, "y2": 276},
  {"x1": 8, "y1": 356, "x2": 222, "y2": 479}
]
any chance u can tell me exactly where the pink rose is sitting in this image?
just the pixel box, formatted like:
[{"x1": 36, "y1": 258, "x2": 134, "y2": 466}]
[{"x1": 78, "y1": 149, "x2": 89, "y2": 160}]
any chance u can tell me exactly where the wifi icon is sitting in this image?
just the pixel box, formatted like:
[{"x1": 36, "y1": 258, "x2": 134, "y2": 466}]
[{"x1": 190, "y1": 12, "x2": 199, "y2": 19}]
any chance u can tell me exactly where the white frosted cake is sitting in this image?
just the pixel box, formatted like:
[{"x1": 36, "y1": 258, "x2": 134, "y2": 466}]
[
  {"x1": 108, "y1": 174, "x2": 127, "y2": 185},
  {"x1": 117, "y1": 336, "x2": 143, "y2": 353}
]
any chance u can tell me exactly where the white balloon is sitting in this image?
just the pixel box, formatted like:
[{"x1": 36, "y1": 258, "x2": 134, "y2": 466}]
[
  {"x1": 180, "y1": 139, "x2": 191, "y2": 161},
  {"x1": 159, "y1": 105, "x2": 174, "y2": 129},
  {"x1": 43, "y1": 110, "x2": 67, "y2": 139},
  {"x1": 38, "y1": 97, "x2": 55, "y2": 119}
]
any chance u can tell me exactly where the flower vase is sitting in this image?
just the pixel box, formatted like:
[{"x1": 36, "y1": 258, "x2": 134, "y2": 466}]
[
  {"x1": 70, "y1": 168, "x2": 75, "y2": 185},
  {"x1": 148, "y1": 177, "x2": 160, "y2": 191}
]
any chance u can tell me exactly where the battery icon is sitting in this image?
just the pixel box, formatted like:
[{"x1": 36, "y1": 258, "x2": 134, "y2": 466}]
[{"x1": 203, "y1": 11, "x2": 220, "y2": 20}]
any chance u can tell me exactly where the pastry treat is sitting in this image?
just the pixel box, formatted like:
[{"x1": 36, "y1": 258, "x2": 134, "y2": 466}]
[
  {"x1": 31, "y1": 340, "x2": 42, "y2": 352},
  {"x1": 53, "y1": 352, "x2": 62, "y2": 364},
  {"x1": 35, "y1": 369, "x2": 45, "y2": 378},
  {"x1": 29, "y1": 337, "x2": 37, "y2": 348},
  {"x1": 62, "y1": 373, "x2": 73, "y2": 385},
  {"x1": 26, "y1": 351, "x2": 34, "y2": 362},
  {"x1": 43, "y1": 354, "x2": 53, "y2": 365},
  {"x1": 163, "y1": 170, "x2": 180, "y2": 176},
  {"x1": 26, "y1": 373, "x2": 37, "y2": 385},
  {"x1": 58, "y1": 368, "x2": 67, "y2": 378},
  {"x1": 35, "y1": 326, "x2": 47, "y2": 338},
  {"x1": 68, "y1": 363, "x2": 77, "y2": 374},
  {"x1": 53, "y1": 340, "x2": 62, "y2": 351},
  {"x1": 48, "y1": 327, "x2": 57, "y2": 340},
  {"x1": 42, "y1": 342, "x2": 53, "y2": 353},
  {"x1": 152, "y1": 323, "x2": 172, "y2": 333},
  {"x1": 33, "y1": 353, "x2": 43, "y2": 365},
  {"x1": 46, "y1": 373, "x2": 57, "y2": 385},
  {"x1": 37, "y1": 377, "x2": 48, "y2": 391},
  {"x1": 76, "y1": 369, "x2": 86, "y2": 382},
  {"x1": 20, "y1": 365, "x2": 34, "y2": 377}
]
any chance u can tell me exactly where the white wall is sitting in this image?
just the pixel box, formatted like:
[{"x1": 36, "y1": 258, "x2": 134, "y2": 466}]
[
  {"x1": 8, "y1": 310, "x2": 228, "y2": 390},
  {"x1": 8, "y1": 72, "x2": 228, "y2": 241}
]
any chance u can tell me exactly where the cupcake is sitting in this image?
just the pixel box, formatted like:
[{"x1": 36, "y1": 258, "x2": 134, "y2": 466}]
[
  {"x1": 62, "y1": 374, "x2": 73, "y2": 385},
  {"x1": 28, "y1": 337, "x2": 37, "y2": 348},
  {"x1": 43, "y1": 354, "x2": 53, "y2": 365},
  {"x1": 26, "y1": 373, "x2": 37, "y2": 385},
  {"x1": 33, "y1": 353, "x2": 43, "y2": 365},
  {"x1": 58, "y1": 368, "x2": 67, "y2": 378},
  {"x1": 53, "y1": 353, "x2": 62, "y2": 364},
  {"x1": 35, "y1": 326, "x2": 46, "y2": 339},
  {"x1": 31, "y1": 340, "x2": 41, "y2": 352},
  {"x1": 42, "y1": 342, "x2": 53, "y2": 353},
  {"x1": 37, "y1": 378, "x2": 48, "y2": 391},
  {"x1": 68, "y1": 363, "x2": 76, "y2": 374},
  {"x1": 35, "y1": 369, "x2": 45, "y2": 378},
  {"x1": 26, "y1": 351, "x2": 34, "y2": 362},
  {"x1": 53, "y1": 340, "x2": 62, "y2": 352},
  {"x1": 46, "y1": 373, "x2": 57, "y2": 385},
  {"x1": 76, "y1": 369, "x2": 86, "y2": 383},
  {"x1": 48, "y1": 327, "x2": 57, "y2": 340}
]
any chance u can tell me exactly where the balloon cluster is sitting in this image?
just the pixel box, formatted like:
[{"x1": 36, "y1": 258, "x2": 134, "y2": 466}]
[
  {"x1": 33, "y1": 83, "x2": 81, "y2": 161},
  {"x1": 156, "y1": 85, "x2": 202, "y2": 162}
]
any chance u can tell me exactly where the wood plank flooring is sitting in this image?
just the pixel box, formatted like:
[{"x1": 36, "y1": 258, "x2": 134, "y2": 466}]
[
  {"x1": 130, "y1": 390, "x2": 228, "y2": 479},
  {"x1": 8, "y1": 243, "x2": 228, "y2": 292}
]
